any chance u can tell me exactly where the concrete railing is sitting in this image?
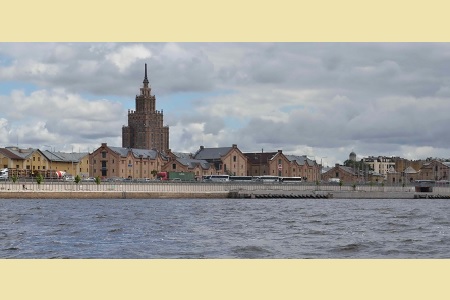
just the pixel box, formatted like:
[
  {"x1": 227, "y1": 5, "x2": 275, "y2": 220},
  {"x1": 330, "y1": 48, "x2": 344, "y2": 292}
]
[{"x1": 0, "y1": 181, "x2": 443, "y2": 193}]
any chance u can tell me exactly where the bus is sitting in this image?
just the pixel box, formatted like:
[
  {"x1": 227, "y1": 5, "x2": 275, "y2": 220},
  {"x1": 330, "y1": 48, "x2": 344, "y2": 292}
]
[
  {"x1": 254, "y1": 176, "x2": 279, "y2": 183},
  {"x1": 204, "y1": 175, "x2": 230, "y2": 182},
  {"x1": 229, "y1": 176, "x2": 255, "y2": 182},
  {"x1": 279, "y1": 177, "x2": 302, "y2": 184}
]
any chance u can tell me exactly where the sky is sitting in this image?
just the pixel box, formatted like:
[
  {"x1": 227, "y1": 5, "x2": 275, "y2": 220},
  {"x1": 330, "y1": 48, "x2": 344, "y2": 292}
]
[{"x1": 1, "y1": 42, "x2": 450, "y2": 166}]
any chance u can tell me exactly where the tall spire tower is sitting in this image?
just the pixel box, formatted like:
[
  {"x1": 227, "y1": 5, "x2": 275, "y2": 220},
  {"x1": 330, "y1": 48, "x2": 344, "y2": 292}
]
[
  {"x1": 122, "y1": 64, "x2": 170, "y2": 153},
  {"x1": 143, "y1": 63, "x2": 149, "y2": 86}
]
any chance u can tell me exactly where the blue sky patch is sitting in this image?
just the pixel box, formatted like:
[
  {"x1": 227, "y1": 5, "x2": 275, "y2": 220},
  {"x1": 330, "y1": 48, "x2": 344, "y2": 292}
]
[{"x1": 0, "y1": 81, "x2": 39, "y2": 95}]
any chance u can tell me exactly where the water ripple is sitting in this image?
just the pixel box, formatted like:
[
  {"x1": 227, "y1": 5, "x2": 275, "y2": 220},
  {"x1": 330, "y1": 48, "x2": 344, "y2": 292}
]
[{"x1": 0, "y1": 198, "x2": 449, "y2": 258}]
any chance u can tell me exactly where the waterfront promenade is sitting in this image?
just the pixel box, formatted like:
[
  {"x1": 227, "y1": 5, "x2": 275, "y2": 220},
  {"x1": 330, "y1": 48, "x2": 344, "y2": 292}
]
[{"x1": 2, "y1": 181, "x2": 450, "y2": 199}]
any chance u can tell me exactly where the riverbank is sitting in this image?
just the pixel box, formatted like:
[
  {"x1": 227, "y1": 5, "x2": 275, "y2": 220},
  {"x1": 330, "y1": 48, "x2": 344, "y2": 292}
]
[
  {"x1": 1, "y1": 190, "x2": 448, "y2": 199},
  {"x1": 2, "y1": 182, "x2": 450, "y2": 199},
  {"x1": 0, "y1": 191, "x2": 230, "y2": 199}
]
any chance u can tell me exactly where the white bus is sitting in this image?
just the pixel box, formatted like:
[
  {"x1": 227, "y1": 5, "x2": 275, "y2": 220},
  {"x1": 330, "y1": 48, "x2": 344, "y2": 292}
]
[
  {"x1": 204, "y1": 175, "x2": 230, "y2": 182},
  {"x1": 255, "y1": 176, "x2": 279, "y2": 183},
  {"x1": 279, "y1": 177, "x2": 302, "y2": 184},
  {"x1": 229, "y1": 176, "x2": 255, "y2": 182}
]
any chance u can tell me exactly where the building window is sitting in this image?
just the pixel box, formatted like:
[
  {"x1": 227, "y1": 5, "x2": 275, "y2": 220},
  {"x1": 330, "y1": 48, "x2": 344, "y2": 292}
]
[
  {"x1": 38, "y1": 157, "x2": 40, "y2": 161},
  {"x1": 102, "y1": 152, "x2": 106, "y2": 158},
  {"x1": 233, "y1": 156, "x2": 236, "y2": 162},
  {"x1": 172, "y1": 163, "x2": 176, "y2": 170},
  {"x1": 33, "y1": 157, "x2": 35, "y2": 161}
]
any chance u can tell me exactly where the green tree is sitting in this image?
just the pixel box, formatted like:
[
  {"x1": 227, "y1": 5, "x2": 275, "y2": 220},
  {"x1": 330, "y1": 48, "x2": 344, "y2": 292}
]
[
  {"x1": 36, "y1": 173, "x2": 44, "y2": 185},
  {"x1": 95, "y1": 176, "x2": 101, "y2": 185},
  {"x1": 12, "y1": 175, "x2": 18, "y2": 183},
  {"x1": 74, "y1": 175, "x2": 81, "y2": 184},
  {"x1": 151, "y1": 170, "x2": 158, "y2": 178}
]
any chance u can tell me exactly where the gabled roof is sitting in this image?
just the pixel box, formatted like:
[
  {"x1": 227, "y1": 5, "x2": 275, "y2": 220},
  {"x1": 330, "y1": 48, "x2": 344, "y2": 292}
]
[
  {"x1": 1, "y1": 147, "x2": 38, "y2": 159},
  {"x1": 194, "y1": 147, "x2": 233, "y2": 160},
  {"x1": 285, "y1": 155, "x2": 316, "y2": 166},
  {"x1": 243, "y1": 152, "x2": 277, "y2": 164},
  {"x1": 108, "y1": 146, "x2": 161, "y2": 160},
  {"x1": 404, "y1": 166, "x2": 418, "y2": 174},
  {"x1": 172, "y1": 152, "x2": 192, "y2": 159},
  {"x1": 0, "y1": 148, "x2": 25, "y2": 160},
  {"x1": 42, "y1": 150, "x2": 88, "y2": 163},
  {"x1": 177, "y1": 158, "x2": 211, "y2": 170}
]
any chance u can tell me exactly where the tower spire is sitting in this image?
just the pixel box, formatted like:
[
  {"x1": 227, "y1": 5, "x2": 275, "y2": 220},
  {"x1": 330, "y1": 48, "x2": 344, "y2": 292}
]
[{"x1": 143, "y1": 63, "x2": 149, "y2": 86}]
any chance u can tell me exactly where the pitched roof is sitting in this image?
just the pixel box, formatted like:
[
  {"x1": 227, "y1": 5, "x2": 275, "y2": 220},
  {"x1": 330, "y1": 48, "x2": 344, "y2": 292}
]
[
  {"x1": 0, "y1": 148, "x2": 25, "y2": 160},
  {"x1": 194, "y1": 147, "x2": 233, "y2": 160},
  {"x1": 243, "y1": 152, "x2": 277, "y2": 164},
  {"x1": 172, "y1": 152, "x2": 192, "y2": 159},
  {"x1": 1, "y1": 147, "x2": 37, "y2": 159},
  {"x1": 177, "y1": 158, "x2": 211, "y2": 170},
  {"x1": 42, "y1": 150, "x2": 88, "y2": 163},
  {"x1": 285, "y1": 155, "x2": 316, "y2": 166},
  {"x1": 404, "y1": 166, "x2": 418, "y2": 174},
  {"x1": 107, "y1": 146, "x2": 166, "y2": 160}
]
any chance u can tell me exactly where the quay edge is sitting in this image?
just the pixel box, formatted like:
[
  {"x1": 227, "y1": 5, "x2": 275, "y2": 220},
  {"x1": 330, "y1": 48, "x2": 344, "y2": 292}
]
[{"x1": 2, "y1": 190, "x2": 450, "y2": 199}]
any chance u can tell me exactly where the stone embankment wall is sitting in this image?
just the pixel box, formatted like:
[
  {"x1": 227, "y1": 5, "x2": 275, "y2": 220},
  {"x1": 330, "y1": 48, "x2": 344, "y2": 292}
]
[{"x1": 1, "y1": 182, "x2": 450, "y2": 199}]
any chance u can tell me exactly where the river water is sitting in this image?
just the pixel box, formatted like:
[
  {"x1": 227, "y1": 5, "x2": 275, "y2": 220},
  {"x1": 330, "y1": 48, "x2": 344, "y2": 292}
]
[{"x1": 1, "y1": 198, "x2": 449, "y2": 258}]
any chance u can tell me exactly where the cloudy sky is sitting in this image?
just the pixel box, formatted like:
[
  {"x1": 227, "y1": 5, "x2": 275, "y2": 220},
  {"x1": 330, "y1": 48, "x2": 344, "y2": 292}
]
[{"x1": 1, "y1": 42, "x2": 450, "y2": 165}]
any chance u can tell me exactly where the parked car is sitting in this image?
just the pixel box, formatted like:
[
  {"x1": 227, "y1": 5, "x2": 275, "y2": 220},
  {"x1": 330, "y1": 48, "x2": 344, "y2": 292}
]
[
  {"x1": 82, "y1": 177, "x2": 95, "y2": 182},
  {"x1": 64, "y1": 175, "x2": 75, "y2": 181}
]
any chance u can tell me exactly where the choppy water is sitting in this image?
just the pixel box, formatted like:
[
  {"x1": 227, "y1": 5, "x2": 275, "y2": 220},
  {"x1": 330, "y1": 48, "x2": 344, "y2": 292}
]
[{"x1": 1, "y1": 198, "x2": 449, "y2": 258}]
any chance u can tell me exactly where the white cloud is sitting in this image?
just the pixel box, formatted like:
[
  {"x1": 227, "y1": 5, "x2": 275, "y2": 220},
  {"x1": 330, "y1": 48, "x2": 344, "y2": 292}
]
[
  {"x1": 2, "y1": 42, "x2": 450, "y2": 163},
  {"x1": 106, "y1": 44, "x2": 152, "y2": 72}
]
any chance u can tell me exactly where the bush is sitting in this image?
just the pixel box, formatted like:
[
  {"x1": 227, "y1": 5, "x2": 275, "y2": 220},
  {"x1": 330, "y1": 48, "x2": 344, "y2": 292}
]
[{"x1": 36, "y1": 174, "x2": 44, "y2": 185}]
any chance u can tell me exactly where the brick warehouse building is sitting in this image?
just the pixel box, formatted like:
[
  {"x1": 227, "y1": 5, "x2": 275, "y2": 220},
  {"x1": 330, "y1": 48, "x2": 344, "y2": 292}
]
[{"x1": 122, "y1": 64, "x2": 169, "y2": 153}]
